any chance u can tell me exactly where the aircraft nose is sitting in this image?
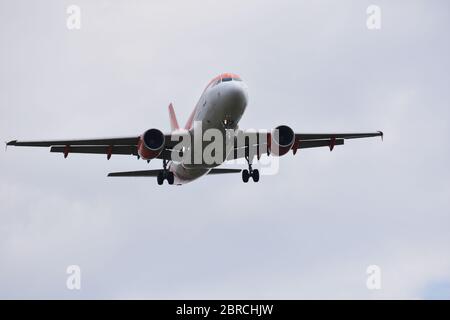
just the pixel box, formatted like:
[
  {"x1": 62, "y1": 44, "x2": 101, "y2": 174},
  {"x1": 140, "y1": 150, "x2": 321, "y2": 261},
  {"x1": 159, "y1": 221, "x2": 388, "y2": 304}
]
[{"x1": 222, "y1": 81, "x2": 248, "y2": 109}]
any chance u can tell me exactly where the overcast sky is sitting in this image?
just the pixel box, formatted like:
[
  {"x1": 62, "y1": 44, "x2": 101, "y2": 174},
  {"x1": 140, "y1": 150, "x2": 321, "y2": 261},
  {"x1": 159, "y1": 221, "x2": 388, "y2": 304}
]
[{"x1": 1, "y1": 0, "x2": 449, "y2": 299}]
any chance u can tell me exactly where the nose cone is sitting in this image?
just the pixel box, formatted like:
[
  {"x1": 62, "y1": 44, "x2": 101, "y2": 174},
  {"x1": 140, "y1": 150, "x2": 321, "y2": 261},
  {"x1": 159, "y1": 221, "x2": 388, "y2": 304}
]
[{"x1": 222, "y1": 81, "x2": 248, "y2": 110}]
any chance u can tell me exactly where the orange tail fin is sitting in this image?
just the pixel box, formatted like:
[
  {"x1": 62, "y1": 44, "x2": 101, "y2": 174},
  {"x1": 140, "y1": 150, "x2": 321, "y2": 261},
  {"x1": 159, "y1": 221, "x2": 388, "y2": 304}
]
[{"x1": 168, "y1": 103, "x2": 180, "y2": 131}]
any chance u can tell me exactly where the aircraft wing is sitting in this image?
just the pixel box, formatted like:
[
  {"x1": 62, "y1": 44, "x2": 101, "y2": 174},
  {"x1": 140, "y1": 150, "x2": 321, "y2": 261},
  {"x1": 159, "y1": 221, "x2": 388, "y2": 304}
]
[
  {"x1": 6, "y1": 135, "x2": 181, "y2": 160},
  {"x1": 6, "y1": 137, "x2": 140, "y2": 147},
  {"x1": 295, "y1": 131, "x2": 383, "y2": 141},
  {"x1": 7, "y1": 131, "x2": 382, "y2": 161},
  {"x1": 228, "y1": 130, "x2": 383, "y2": 160}
]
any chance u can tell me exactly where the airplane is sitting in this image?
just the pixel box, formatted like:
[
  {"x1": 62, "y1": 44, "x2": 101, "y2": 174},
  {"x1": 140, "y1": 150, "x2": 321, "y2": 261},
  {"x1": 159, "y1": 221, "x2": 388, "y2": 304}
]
[{"x1": 6, "y1": 73, "x2": 383, "y2": 185}]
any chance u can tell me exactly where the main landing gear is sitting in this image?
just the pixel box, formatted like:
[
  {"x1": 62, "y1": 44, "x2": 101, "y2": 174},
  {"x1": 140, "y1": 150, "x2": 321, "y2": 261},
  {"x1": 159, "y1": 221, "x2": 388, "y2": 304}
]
[
  {"x1": 157, "y1": 159, "x2": 174, "y2": 185},
  {"x1": 242, "y1": 156, "x2": 259, "y2": 183}
]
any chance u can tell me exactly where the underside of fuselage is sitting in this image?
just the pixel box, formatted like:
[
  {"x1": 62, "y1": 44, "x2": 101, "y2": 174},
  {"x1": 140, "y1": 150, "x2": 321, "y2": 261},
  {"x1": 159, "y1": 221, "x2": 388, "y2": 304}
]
[{"x1": 169, "y1": 74, "x2": 248, "y2": 185}]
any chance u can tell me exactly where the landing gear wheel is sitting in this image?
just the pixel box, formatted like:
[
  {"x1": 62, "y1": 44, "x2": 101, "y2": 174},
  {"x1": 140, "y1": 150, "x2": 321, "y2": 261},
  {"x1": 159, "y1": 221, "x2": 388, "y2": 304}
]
[
  {"x1": 252, "y1": 169, "x2": 259, "y2": 182},
  {"x1": 242, "y1": 169, "x2": 249, "y2": 183},
  {"x1": 243, "y1": 155, "x2": 260, "y2": 183},
  {"x1": 167, "y1": 171, "x2": 175, "y2": 185},
  {"x1": 156, "y1": 159, "x2": 174, "y2": 185},
  {"x1": 157, "y1": 171, "x2": 164, "y2": 185}
]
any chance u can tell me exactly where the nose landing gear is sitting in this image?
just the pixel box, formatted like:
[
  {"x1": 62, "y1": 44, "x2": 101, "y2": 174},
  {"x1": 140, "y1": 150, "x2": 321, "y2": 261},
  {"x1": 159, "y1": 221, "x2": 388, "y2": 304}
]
[
  {"x1": 242, "y1": 156, "x2": 259, "y2": 183},
  {"x1": 157, "y1": 159, "x2": 174, "y2": 185}
]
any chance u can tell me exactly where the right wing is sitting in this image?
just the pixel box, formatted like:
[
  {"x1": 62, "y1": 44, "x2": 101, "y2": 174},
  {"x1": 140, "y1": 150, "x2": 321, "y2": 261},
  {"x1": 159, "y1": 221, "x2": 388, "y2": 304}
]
[
  {"x1": 227, "y1": 130, "x2": 383, "y2": 160},
  {"x1": 295, "y1": 132, "x2": 383, "y2": 141}
]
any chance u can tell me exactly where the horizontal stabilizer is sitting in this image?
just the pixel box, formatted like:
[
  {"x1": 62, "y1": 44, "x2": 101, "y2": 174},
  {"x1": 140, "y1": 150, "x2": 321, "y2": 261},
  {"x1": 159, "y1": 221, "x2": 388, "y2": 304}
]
[
  {"x1": 108, "y1": 168, "x2": 241, "y2": 177},
  {"x1": 208, "y1": 168, "x2": 242, "y2": 174},
  {"x1": 108, "y1": 170, "x2": 162, "y2": 177}
]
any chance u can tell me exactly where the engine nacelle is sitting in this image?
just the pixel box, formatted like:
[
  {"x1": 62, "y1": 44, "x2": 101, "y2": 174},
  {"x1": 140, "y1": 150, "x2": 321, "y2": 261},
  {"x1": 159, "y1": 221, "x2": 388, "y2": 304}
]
[
  {"x1": 270, "y1": 125, "x2": 295, "y2": 156},
  {"x1": 137, "y1": 128, "x2": 165, "y2": 160}
]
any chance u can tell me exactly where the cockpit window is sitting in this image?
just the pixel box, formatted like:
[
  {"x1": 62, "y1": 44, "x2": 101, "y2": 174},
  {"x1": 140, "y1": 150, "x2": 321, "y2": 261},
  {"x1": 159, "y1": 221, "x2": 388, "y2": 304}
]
[{"x1": 210, "y1": 75, "x2": 242, "y2": 88}]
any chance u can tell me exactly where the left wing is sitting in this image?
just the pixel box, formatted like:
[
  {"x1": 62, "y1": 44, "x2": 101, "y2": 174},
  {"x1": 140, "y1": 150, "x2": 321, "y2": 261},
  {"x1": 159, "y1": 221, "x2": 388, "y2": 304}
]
[
  {"x1": 6, "y1": 137, "x2": 139, "y2": 147},
  {"x1": 6, "y1": 135, "x2": 181, "y2": 160},
  {"x1": 7, "y1": 137, "x2": 141, "y2": 159}
]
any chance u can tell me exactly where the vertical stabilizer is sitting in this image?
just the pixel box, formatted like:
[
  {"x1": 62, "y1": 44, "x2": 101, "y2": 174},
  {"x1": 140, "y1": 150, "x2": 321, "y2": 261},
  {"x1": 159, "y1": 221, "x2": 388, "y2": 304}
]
[{"x1": 168, "y1": 103, "x2": 180, "y2": 132}]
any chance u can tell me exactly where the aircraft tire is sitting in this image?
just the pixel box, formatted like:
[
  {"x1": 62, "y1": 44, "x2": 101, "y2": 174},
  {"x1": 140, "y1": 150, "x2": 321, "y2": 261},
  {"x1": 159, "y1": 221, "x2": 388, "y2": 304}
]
[
  {"x1": 157, "y1": 172, "x2": 164, "y2": 185},
  {"x1": 167, "y1": 172, "x2": 175, "y2": 185},
  {"x1": 252, "y1": 169, "x2": 259, "y2": 182},
  {"x1": 242, "y1": 169, "x2": 249, "y2": 183}
]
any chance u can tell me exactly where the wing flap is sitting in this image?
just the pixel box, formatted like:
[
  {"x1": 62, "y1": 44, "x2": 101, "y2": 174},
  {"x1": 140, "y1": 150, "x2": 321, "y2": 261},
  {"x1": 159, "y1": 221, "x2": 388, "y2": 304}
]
[
  {"x1": 227, "y1": 138, "x2": 345, "y2": 160},
  {"x1": 298, "y1": 138, "x2": 344, "y2": 149},
  {"x1": 50, "y1": 146, "x2": 137, "y2": 156}
]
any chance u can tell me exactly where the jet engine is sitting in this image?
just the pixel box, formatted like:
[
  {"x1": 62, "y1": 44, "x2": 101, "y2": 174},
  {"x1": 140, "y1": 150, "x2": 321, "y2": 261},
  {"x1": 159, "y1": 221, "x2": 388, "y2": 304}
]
[
  {"x1": 270, "y1": 125, "x2": 295, "y2": 156},
  {"x1": 137, "y1": 128, "x2": 165, "y2": 160}
]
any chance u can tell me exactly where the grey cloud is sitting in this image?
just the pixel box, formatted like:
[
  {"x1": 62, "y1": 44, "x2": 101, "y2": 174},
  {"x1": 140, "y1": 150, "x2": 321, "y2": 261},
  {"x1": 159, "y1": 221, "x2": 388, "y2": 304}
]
[{"x1": 1, "y1": 0, "x2": 449, "y2": 299}]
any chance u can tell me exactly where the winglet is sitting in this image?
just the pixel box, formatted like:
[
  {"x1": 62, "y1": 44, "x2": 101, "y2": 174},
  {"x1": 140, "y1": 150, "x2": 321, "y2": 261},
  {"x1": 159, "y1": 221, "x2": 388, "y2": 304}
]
[
  {"x1": 6, "y1": 140, "x2": 16, "y2": 150},
  {"x1": 378, "y1": 131, "x2": 384, "y2": 141},
  {"x1": 168, "y1": 103, "x2": 180, "y2": 132}
]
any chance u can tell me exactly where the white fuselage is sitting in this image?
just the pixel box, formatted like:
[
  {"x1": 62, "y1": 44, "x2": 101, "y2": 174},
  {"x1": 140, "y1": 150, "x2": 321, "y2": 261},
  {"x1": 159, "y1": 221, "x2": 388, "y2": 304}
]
[{"x1": 169, "y1": 76, "x2": 248, "y2": 185}]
